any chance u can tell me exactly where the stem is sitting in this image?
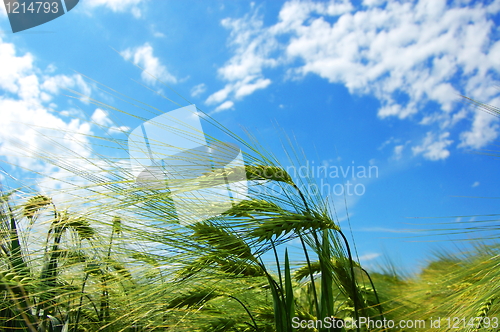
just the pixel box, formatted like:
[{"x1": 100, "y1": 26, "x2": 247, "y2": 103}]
[
  {"x1": 73, "y1": 273, "x2": 90, "y2": 332},
  {"x1": 361, "y1": 268, "x2": 384, "y2": 320},
  {"x1": 99, "y1": 276, "x2": 110, "y2": 326},
  {"x1": 291, "y1": 180, "x2": 360, "y2": 331},
  {"x1": 107, "y1": 232, "x2": 114, "y2": 259},
  {"x1": 270, "y1": 239, "x2": 283, "y2": 290},
  {"x1": 6, "y1": 204, "x2": 33, "y2": 318},
  {"x1": 291, "y1": 183, "x2": 320, "y2": 318},
  {"x1": 337, "y1": 230, "x2": 360, "y2": 331},
  {"x1": 8, "y1": 204, "x2": 29, "y2": 275},
  {"x1": 225, "y1": 295, "x2": 259, "y2": 331},
  {"x1": 4, "y1": 282, "x2": 38, "y2": 332},
  {"x1": 298, "y1": 231, "x2": 320, "y2": 318},
  {"x1": 258, "y1": 257, "x2": 286, "y2": 331}
]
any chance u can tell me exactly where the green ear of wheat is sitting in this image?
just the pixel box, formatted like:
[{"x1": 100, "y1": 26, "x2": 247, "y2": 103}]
[{"x1": 22, "y1": 195, "x2": 52, "y2": 220}]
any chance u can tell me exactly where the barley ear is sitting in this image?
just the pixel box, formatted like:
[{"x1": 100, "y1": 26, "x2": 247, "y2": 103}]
[
  {"x1": 67, "y1": 217, "x2": 95, "y2": 240},
  {"x1": 112, "y1": 216, "x2": 122, "y2": 235},
  {"x1": 222, "y1": 199, "x2": 284, "y2": 218},
  {"x1": 473, "y1": 297, "x2": 495, "y2": 331},
  {"x1": 22, "y1": 195, "x2": 52, "y2": 220},
  {"x1": 245, "y1": 165, "x2": 294, "y2": 185}
]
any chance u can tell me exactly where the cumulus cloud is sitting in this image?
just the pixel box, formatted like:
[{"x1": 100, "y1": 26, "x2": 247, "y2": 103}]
[
  {"x1": 190, "y1": 83, "x2": 206, "y2": 97},
  {"x1": 459, "y1": 108, "x2": 499, "y2": 149},
  {"x1": 205, "y1": 9, "x2": 278, "y2": 110},
  {"x1": 0, "y1": 97, "x2": 93, "y2": 171},
  {"x1": 359, "y1": 252, "x2": 381, "y2": 262},
  {"x1": 214, "y1": 100, "x2": 234, "y2": 113},
  {"x1": 107, "y1": 125, "x2": 130, "y2": 135},
  {"x1": 92, "y1": 108, "x2": 131, "y2": 134},
  {"x1": 412, "y1": 132, "x2": 453, "y2": 161},
  {"x1": 41, "y1": 74, "x2": 92, "y2": 101},
  {"x1": 0, "y1": 38, "x2": 135, "y2": 218},
  {"x1": 0, "y1": 35, "x2": 125, "y2": 183},
  {"x1": 0, "y1": 42, "x2": 34, "y2": 94},
  {"x1": 206, "y1": 85, "x2": 232, "y2": 105},
  {"x1": 393, "y1": 145, "x2": 404, "y2": 160},
  {"x1": 279, "y1": 0, "x2": 500, "y2": 151},
  {"x1": 121, "y1": 43, "x2": 177, "y2": 85},
  {"x1": 362, "y1": 0, "x2": 386, "y2": 7},
  {"x1": 91, "y1": 108, "x2": 113, "y2": 126},
  {"x1": 0, "y1": 37, "x2": 100, "y2": 173},
  {"x1": 212, "y1": 0, "x2": 500, "y2": 159}
]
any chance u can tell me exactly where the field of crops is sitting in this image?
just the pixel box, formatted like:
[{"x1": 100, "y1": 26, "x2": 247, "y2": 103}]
[{"x1": 1, "y1": 90, "x2": 499, "y2": 332}]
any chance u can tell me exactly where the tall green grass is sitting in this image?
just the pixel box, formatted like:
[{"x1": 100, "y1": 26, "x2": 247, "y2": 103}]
[{"x1": 0, "y1": 79, "x2": 499, "y2": 332}]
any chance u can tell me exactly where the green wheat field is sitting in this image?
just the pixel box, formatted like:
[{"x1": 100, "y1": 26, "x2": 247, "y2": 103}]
[{"x1": 1, "y1": 84, "x2": 499, "y2": 332}]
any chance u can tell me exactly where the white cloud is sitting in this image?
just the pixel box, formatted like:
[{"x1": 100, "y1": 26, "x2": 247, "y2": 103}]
[
  {"x1": 0, "y1": 97, "x2": 93, "y2": 171},
  {"x1": 214, "y1": 0, "x2": 500, "y2": 157},
  {"x1": 60, "y1": 108, "x2": 85, "y2": 118},
  {"x1": 0, "y1": 35, "x2": 127, "y2": 183},
  {"x1": 0, "y1": 42, "x2": 35, "y2": 94},
  {"x1": 41, "y1": 73, "x2": 92, "y2": 101},
  {"x1": 378, "y1": 136, "x2": 397, "y2": 150},
  {"x1": 205, "y1": 1, "x2": 352, "y2": 111},
  {"x1": 91, "y1": 108, "x2": 113, "y2": 126},
  {"x1": 84, "y1": 0, "x2": 146, "y2": 18},
  {"x1": 190, "y1": 83, "x2": 207, "y2": 97},
  {"x1": 213, "y1": 101, "x2": 234, "y2": 113},
  {"x1": 472, "y1": 181, "x2": 480, "y2": 187},
  {"x1": 206, "y1": 85, "x2": 232, "y2": 105},
  {"x1": 90, "y1": 108, "x2": 130, "y2": 135},
  {"x1": 108, "y1": 125, "x2": 130, "y2": 135},
  {"x1": 279, "y1": 0, "x2": 494, "y2": 122},
  {"x1": 121, "y1": 43, "x2": 177, "y2": 85},
  {"x1": 234, "y1": 77, "x2": 271, "y2": 98},
  {"x1": 393, "y1": 145, "x2": 404, "y2": 160},
  {"x1": 205, "y1": 9, "x2": 279, "y2": 111},
  {"x1": 459, "y1": 108, "x2": 499, "y2": 149},
  {"x1": 362, "y1": 0, "x2": 386, "y2": 7},
  {"x1": 359, "y1": 252, "x2": 381, "y2": 262},
  {"x1": 412, "y1": 132, "x2": 453, "y2": 161}
]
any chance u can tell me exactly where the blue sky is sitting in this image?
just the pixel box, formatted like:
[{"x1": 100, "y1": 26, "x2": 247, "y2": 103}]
[{"x1": 1, "y1": 0, "x2": 500, "y2": 273}]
